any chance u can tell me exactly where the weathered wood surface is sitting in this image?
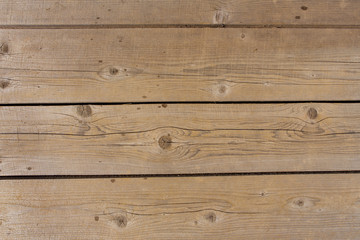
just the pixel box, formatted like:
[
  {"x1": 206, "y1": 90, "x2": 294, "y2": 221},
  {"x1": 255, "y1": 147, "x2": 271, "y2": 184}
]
[
  {"x1": 1, "y1": 1, "x2": 359, "y2": 239},
  {"x1": 0, "y1": 0, "x2": 359, "y2": 26},
  {"x1": 1, "y1": 28, "x2": 360, "y2": 103},
  {"x1": 1, "y1": 103, "x2": 359, "y2": 175},
  {"x1": 1, "y1": 174, "x2": 360, "y2": 239}
]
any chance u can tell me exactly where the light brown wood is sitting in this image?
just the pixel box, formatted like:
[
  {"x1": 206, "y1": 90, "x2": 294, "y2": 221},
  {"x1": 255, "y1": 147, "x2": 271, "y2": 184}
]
[
  {"x1": 2, "y1": 1, "x2": 359, "y2": 238},
  {"x1": 1, "y1": 103, "x2": 359, "y2": 175},
  {"x1": 0, "y1": 0, "x2": 359, "y2": 26},
  {"x1": 1, "y1": 28, "x2": 360, "y2": 103},
  {"x1": 1, "y1": 174, "x2": 360, "y2": 239}
]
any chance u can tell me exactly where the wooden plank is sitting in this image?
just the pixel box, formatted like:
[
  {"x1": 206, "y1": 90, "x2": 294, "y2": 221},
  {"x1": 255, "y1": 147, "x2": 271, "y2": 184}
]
[
  {"x1": 0, "y1": 0, "x2": 360, "y2": 26},
  {"x1": 0, "y1": 103, "x2": 359, "y2": 175},
  {"x1": 1, "y1": 174, "x2": 360, "y2": 239},
  {"x1": 1, "y1": 28, "x2": 360, "y2": 103}
]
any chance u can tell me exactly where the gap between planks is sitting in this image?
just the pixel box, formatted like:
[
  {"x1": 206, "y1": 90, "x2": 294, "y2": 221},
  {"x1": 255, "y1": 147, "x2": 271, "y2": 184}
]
[
  {"x1": 0, "y1": 101, "x2": 360, "y2": 107},
  {"x1": 1, "y1": 24, "x2": 360, "y2": 29},
  {"x1": 1, "y1": 170, "x2": 360, "y2": 180}
]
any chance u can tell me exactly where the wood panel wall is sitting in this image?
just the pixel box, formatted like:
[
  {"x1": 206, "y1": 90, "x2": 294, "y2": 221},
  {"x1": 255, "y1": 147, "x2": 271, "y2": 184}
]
[{"x1": 0, "y1": 1, "x2": 359, "y2": 239}]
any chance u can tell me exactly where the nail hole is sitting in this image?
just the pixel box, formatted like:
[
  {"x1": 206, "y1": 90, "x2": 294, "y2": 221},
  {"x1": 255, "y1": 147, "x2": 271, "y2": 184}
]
[{"x1": 301, "y1": 6, "x2": 308, "y2": 10}]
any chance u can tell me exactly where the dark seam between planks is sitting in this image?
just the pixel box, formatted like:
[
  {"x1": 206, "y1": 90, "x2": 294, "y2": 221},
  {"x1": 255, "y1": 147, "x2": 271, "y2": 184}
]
[
  {"x1": 0, "y1": 24, "x2": 360, "y2": 29},
  {"x1": 2, "y1": 171, "x2": 360, "y2": 180},
  {"x1": 1, "y1": 100, "x2": 360, "y2": 107}
]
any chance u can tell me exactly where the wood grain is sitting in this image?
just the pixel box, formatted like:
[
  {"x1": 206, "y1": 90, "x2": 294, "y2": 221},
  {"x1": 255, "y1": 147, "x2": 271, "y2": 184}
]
[
  {"x1": 1, "y1": 174, "x2": 360, "y2": 239},
  {"x1": 0, "y1": 0, "x2": 359, "y2": 26},
  {"x1": 1, "y1": 28, "x2": 360, "y2": 103},
  {"x1": 0, "y1": 103, "x2": 359, "y2": 175}
]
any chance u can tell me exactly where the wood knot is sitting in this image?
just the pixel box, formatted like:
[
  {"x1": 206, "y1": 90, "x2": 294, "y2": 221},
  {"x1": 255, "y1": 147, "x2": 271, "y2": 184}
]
[
  {"x1": 76, "y1": 105, "x2": 92, "y2": 118},
  {"x1": 295, "y1": 199, "x2": 304, "y2": 207},
  {"x1": 219, "y1": 85, "x2": 227, "y2": 94},
  {"x1": 213, "y1": 10, "x2": 229, "y2": 24},
  {"x1": 260, "y1": 191, "x2": 267, "y2": 197},
  {"x1": 109, "y1": 67, "x2": 119, "y2": 75},
  {"x1": 213, "y1": 84, "x2": 230, "y2": 97},
  {"x1": 99, "y1": 66, "x2": 143, "y2": 80},
  {"x1": 301, "y1": 6, "x2": 308, "y2": 10},
  {"x1": 111, "y1": 179, "x2": 115, "y2": 183},
  {"x1": 158, "y1": 134, "x2": 172, "y2": 149},
  {"x1": 0, "y1": 81, "x2": 10, "y2": 89},
  {"x1": 94, "y1": 216, "x2": 99, "y2": 221},
  {"x1": 307, "y1": 107, "x2": 317, "y2": 119},
  {"x1": 241, "y1": 33, "x2": 246, "y2": 39},
  {"x1": 288, "y1": 197, "x2": 319, "y2": 210},
  {"x1": 0, "y1": 43, "x2": 8, "y2": 54},
  {"x1": 114, "y1": 215, "x2": 127, "y2": 228},
  {"x1": 205, "y1": 212, "x2": 216, "y2": 223}
]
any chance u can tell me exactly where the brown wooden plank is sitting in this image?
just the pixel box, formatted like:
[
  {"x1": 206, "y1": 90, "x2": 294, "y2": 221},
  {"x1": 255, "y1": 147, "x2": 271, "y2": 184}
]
[
  {"x1": 0, "y1": 103, "x2": 359, "y2": 175},
  {"x1": 1, "y1": 174, "x2": 360, "y2": 239},
  {"x1": 1, "y1": 28, "x2": 360, "y2": 103},
  {"x1": 0, "y1": 0, "x2": 359, "y2": 26}
]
